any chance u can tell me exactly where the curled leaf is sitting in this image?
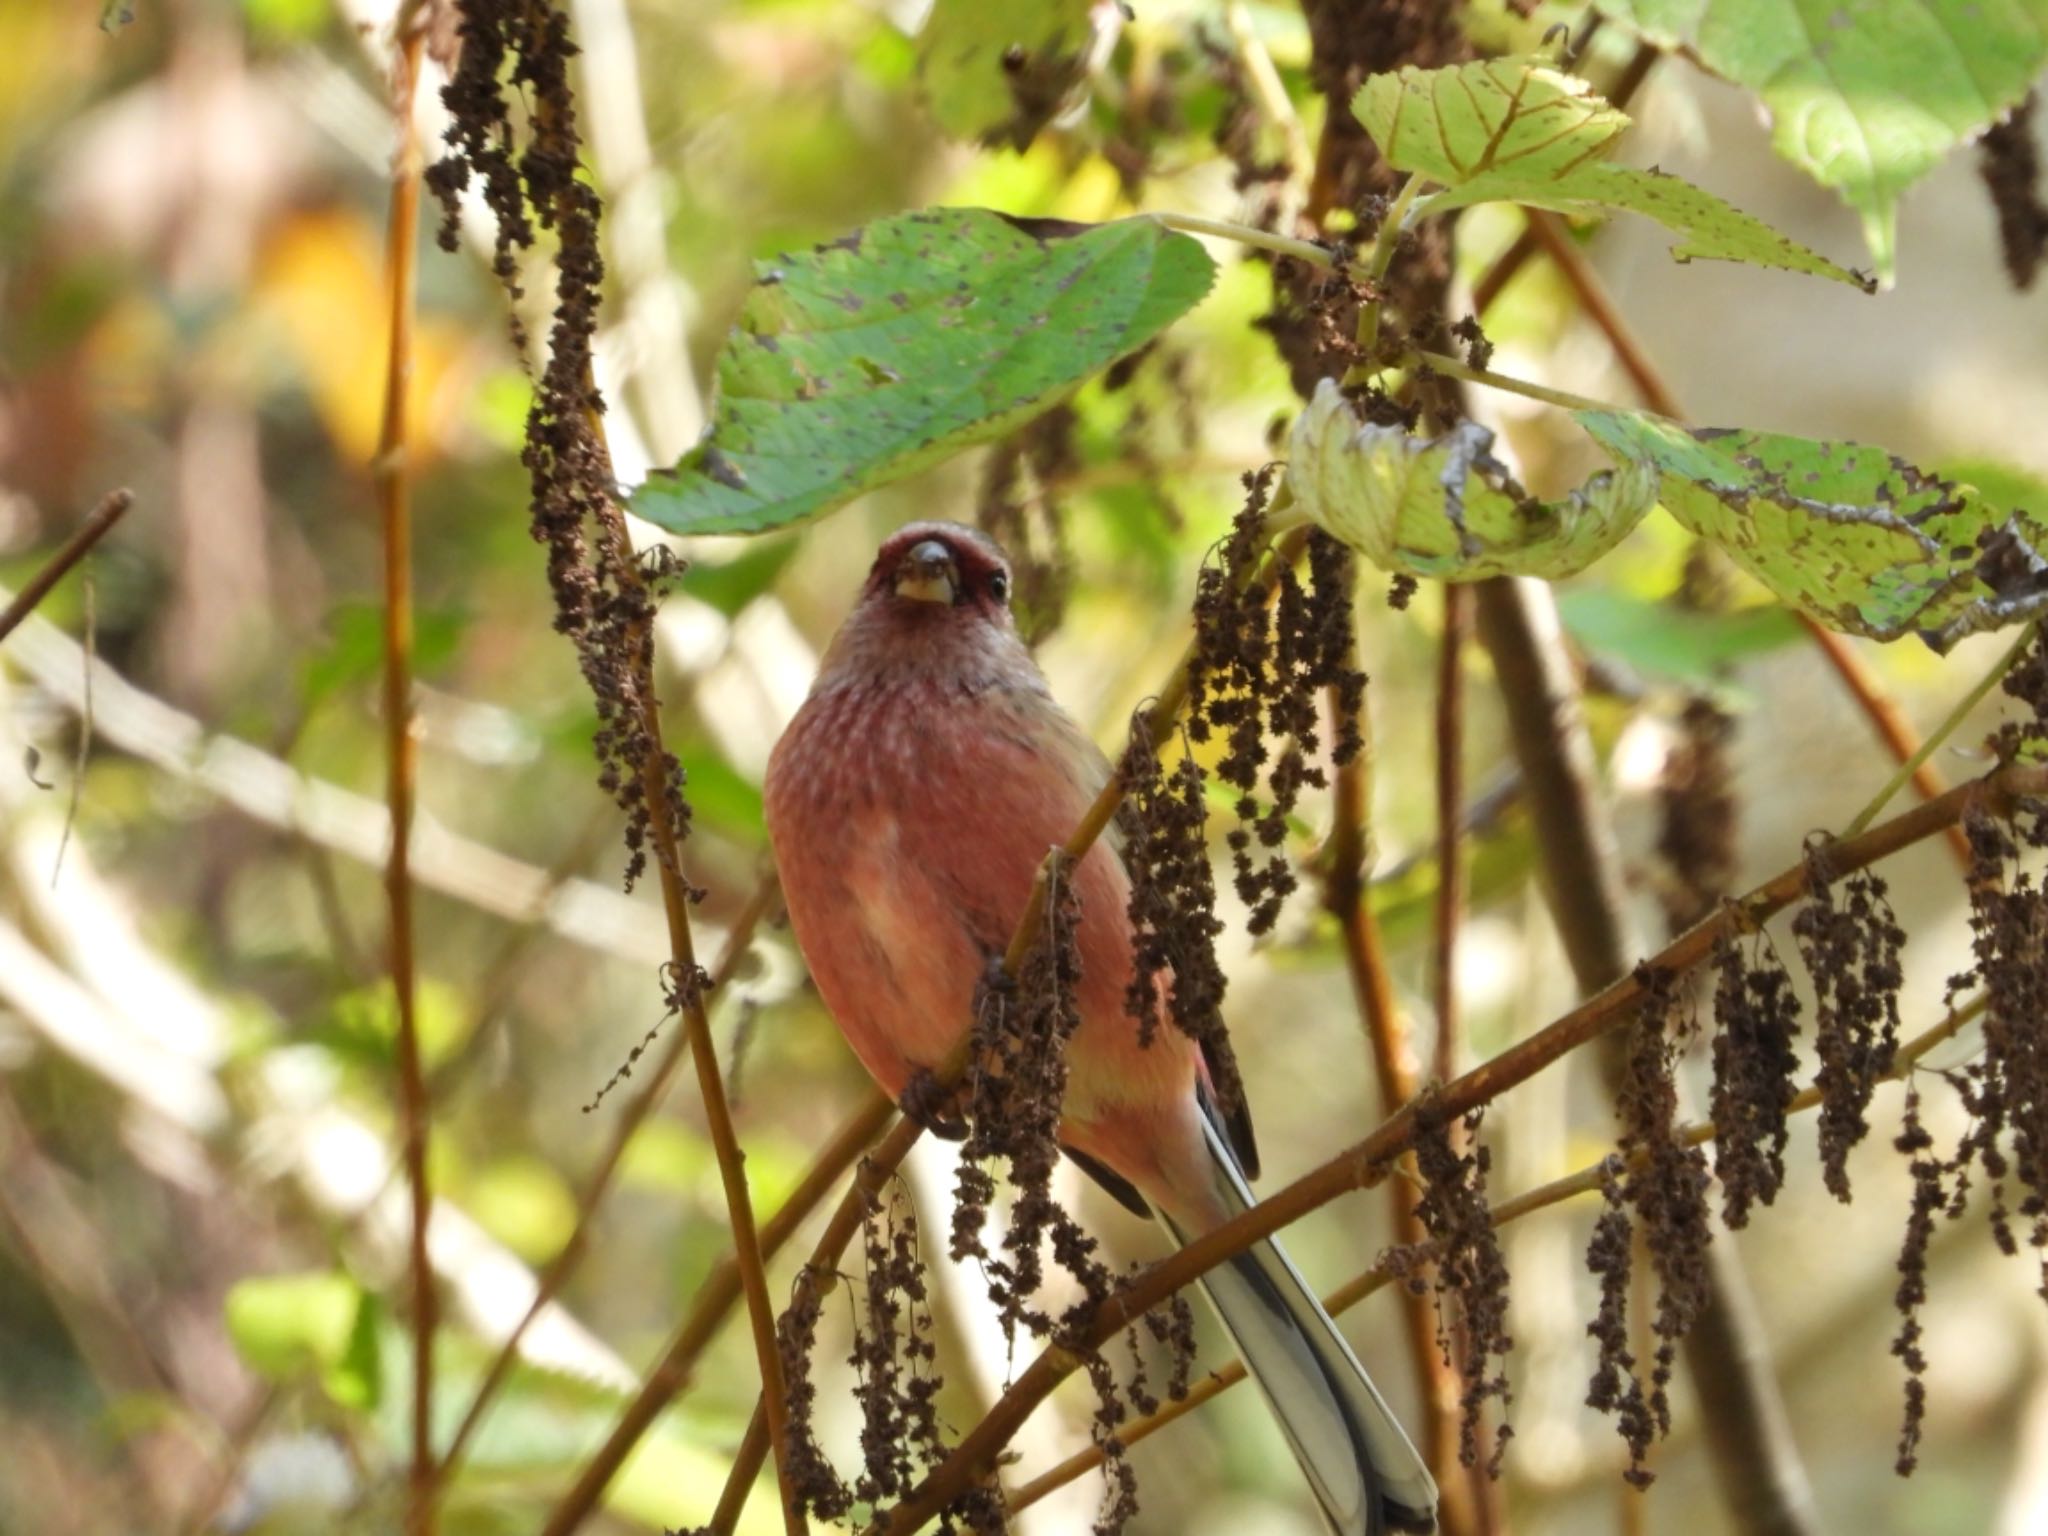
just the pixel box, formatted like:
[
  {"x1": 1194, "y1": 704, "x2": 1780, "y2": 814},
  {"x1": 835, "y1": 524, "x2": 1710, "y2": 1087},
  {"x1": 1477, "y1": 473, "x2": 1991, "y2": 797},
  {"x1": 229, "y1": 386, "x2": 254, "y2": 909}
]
[
  {"x1": 1289, "y1": 380, "x2": 1656, "y2": 580},
  {"x1": 1578, "y1": 410, "x2": 2048, "y2": 650}
]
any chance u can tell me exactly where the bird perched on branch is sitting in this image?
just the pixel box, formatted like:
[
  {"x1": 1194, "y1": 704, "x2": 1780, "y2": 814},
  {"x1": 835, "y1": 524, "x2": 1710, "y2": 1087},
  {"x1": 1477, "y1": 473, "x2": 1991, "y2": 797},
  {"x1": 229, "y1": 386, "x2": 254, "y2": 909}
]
[{"x1": 765, "y1": 521, "x2": 1437, "y2": 1536}]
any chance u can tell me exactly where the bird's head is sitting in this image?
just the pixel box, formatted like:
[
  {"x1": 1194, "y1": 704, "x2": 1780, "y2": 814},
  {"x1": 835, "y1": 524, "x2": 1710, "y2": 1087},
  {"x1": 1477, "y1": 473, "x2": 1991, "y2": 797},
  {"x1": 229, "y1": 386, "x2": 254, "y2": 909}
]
[
  {"x1": 815, "y1": 521, "x2": 1029, "y2": 689},
  {"x1": 859, "y1": 521, "x2": 1015, "y2": 625}
]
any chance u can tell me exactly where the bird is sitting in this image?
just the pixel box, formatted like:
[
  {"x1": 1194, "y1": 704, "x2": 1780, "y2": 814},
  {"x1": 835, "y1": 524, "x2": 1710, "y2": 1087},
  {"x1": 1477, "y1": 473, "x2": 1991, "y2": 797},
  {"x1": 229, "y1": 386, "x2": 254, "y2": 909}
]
[{"x1": 763, "y1": 520, "x2": 1438, "y2": 1535}]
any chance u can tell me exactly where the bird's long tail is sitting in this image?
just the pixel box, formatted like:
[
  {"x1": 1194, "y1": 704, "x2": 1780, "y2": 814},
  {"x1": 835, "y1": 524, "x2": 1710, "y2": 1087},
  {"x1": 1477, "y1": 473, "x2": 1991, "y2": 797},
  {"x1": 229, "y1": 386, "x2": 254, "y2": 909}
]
[{"x1": 1159, "y1": 1103, "x2": 1438, "y2": 1536}]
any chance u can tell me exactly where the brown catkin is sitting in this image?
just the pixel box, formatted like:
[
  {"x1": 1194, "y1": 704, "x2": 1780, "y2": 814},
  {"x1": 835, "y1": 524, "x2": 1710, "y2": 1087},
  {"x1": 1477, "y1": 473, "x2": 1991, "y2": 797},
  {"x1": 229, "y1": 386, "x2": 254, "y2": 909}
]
[
  {"x1": 1793, "y1": 857, "x2": 1907, "y2": 1201},
  {"x1": 1707, "y1": 930, "x2": 1803, "y2": 1227}
]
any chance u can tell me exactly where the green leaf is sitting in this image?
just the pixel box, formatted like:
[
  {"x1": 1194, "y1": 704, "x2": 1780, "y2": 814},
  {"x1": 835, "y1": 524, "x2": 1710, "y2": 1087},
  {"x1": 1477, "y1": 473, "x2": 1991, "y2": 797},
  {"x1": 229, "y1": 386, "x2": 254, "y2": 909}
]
[
  {"x1": 1557, "y1": 588, "x2": 1804, "y2": 682},
  {"x1": 1577, "y1": 409, "x2": 2048, "y2": 650},
  {"x1": 631, "y1": 209, "x2": 1216, "y2": 537},
  {"x1": 1599, "y1": 0, "x2": 2048, "y2": 282},
  {"x1": 225, "y1": 1272, "x2": 382, "y2": 1409},
  {"x1": 1353, "y1": 57, "x2": 1872, "y2": 289},
  {"x1": 917, "y1": 0, "x2": 1097, "y2": 149},
  {"x1": 1289, "y1": 380, "x2": 1657, "y2": 579}
]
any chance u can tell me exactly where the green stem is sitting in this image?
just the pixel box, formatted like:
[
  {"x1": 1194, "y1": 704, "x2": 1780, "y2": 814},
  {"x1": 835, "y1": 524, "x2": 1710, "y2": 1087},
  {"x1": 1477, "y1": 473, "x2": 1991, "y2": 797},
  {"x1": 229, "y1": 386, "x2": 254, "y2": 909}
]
[
  {"x1": 1842, "y1": 620, "x2": 2039, "y2": 838},
  {"x1": 1350, "y1": 175, "x2": 1426, "y2": 372},
  {"x1": 1149, "y1": 211, "x2": 1338, "y2": 270},
  {"x1": 1408, "y1": 349, "x2": 1643, "y2": 417}
]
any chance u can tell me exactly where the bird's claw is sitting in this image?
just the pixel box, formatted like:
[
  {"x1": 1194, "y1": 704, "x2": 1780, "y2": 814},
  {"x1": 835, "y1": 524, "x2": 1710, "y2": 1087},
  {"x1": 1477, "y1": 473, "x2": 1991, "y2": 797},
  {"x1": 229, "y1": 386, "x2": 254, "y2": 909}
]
[{"x1": 901, "y1": 1067, "x2": 970, "y2": 1141}]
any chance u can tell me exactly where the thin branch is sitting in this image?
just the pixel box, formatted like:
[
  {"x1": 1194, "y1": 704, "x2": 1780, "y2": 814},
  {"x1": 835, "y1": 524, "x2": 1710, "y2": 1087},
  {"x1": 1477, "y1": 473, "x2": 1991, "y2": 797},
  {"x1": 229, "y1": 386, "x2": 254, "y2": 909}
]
[
  {"x1": 1318, "y1": 673, "x2": 1465, "y2": 1498},
  {"x1": 1432, "y1": 583, "x2": 1468, "y2": 1085},
  {"x1": 867, "y1": 759, "x2": 2047, "y2": 1533},
  {"x1": 0, "y1": 487, "x2": 131, "y2": 647},
  {"x1": 1411, "y1": 349, "x2": 1645, "y2": 417},
  {"x1": 1150, "y1": 210, "x2": 1343, "y2": 269},
  {"x1": 1348, "y1": 173, "x2": 1428, "y2": 379},
  {"x1": 1004, "y1": 988, "x2": 1988, "y2": 1511},
  {"x1": 1223, "y1": 0, "x2": 1311, "y2": 183},
  {"x1": 437, "y1": 875, "x2": 779, "y2": 1479},
  {"x1": 1845, "y1": 621, "x2": 2038, "y2": 837},
  {"x1": 611, "y1": 581, "x2": 801, "y2": 1534},
  {"x1": 374, "y1": 18, "x2": 435, "y2": 1530},
  {"x1": 536, "y1": 1089, "x2": 897, "y2": 1536},
  {"x1": 1524, "y1": 209, "x2": 1679, "y2": 413}
]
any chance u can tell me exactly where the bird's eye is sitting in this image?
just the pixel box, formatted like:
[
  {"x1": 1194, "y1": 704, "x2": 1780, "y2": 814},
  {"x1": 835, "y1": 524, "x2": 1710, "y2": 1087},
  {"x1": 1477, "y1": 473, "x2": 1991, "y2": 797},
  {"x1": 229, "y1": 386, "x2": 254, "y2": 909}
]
[{"x1": 988, "y1": 572, "x2": 1010, "y2": 603}]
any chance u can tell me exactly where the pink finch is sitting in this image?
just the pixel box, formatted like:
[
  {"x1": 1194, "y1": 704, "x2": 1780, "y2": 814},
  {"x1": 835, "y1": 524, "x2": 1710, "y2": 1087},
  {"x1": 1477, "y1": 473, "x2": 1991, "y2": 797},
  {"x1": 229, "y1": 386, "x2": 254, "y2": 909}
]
[{"x1": 765, "y1": 521, "x2": 1437, "y2": 1535}]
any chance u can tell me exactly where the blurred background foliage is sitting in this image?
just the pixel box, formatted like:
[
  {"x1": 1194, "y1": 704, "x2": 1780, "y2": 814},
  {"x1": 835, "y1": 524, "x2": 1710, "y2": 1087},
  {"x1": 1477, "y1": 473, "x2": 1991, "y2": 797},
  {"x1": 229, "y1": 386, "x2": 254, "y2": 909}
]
[{"x1": 2, "y1": 1, "x2": 2047, "y2": 1534}]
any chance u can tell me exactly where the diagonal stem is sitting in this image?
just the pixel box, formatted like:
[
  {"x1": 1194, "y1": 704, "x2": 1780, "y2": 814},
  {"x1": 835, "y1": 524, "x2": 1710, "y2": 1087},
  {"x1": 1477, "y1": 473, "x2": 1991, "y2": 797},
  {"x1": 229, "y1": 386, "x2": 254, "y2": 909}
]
[
  {"x1": 865, "y1": 760, "x2": 2047, "y2": 1533},
  {"x1": 0, "y1": 487, "x2": 132, "y2": 647},
  {"x1": 1002, "y1": 986, "x2": 1989, "y2": 1511}
]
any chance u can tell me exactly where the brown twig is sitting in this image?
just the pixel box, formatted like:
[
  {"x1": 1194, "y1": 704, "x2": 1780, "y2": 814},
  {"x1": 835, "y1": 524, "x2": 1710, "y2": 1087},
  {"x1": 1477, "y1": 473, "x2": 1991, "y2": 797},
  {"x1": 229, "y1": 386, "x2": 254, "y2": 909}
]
[
  {"x1": 1430, "y1": 582, "x2": 1498, "y2": 1535},
  {"x1": 867, "y1": 760, "x2": 2047, "y2": 1534},
  {"x1": 437, "y1": 875, "x2": 779, "y2": 1480},
  {"x1": 0, "y1": 488, "x2": 131, "y2": 648},
  {"x1": 1004, "y1": 987, "x2": 1987, "y2": 1511},
  {"x1": 621, "y1": 615, "x2": 801, "y2": 1536},
  {"x1": 375, "y1": 17, "x2": 435, "y2": 1531},
  {"x1": 1432, "y1": 583, "x2": 1468, "y2": 1085},
  {"x1": 1319, "y1": 673, "x2": 1466, "y2": 1511}
]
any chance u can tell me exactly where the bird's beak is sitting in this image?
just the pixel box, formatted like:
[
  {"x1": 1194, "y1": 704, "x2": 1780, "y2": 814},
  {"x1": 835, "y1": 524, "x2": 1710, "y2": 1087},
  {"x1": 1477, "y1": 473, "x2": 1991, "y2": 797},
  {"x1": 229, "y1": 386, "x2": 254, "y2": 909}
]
[{"x1": 895, "y1": 540, "x2": 958, "y2": 605}]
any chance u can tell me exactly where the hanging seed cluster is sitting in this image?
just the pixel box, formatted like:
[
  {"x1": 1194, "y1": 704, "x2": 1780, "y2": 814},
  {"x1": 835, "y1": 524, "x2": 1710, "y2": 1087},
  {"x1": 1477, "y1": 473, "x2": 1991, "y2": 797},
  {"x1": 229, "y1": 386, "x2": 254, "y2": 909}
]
[
  {"x1": 1707, "y1": 930, "x2": 1803, "y2": 1227},
  {"x1": 1409, "y1": 1106, "x2": 1514, "y2": 1473},
  {"x1": 1186, "y1": 476, "x2": 1366, "y2": 936},
  {"x1": 1582, "y1": 1156, "x2": 1654, "y2": 1485},
  {"x1": 775, "y1": 1180, "x2": 949, "y2": 1522},
  {"x1": 948, "y1": 865, "x2": 1092, "y2": 1335},
  {"x1": 1791, "y1": 855, "x2": 1906, "y2": 1201},
  {"x1": 1655, "y1": 698, "x2": 1739, "y2": 934},
  {"x1": 1888, "y1": 1084, "x2": 1956, "y2": 1474},
  {"x1": 1583, "y1": 968, "x2": 1713, "y2": 1485},
  {"x1": 1950, "y1": 809, "x2": 2048, "y2": 1256},
  {"x1": 938, "y1": 865, "x2": 1197, "y2": 1533},
  {"x1": 425, "y1": 0, "x2": 689, "y2": 892},
  {"x1": 975, "y1": 405, "x2": 1079, "y2": 645},
  {"x1": 1978, "y1": 92, "x2": 2048, "y2": 291},
  {"x1": 1877, "y1": 634, "x2": 2048, "y2": 1472},
  {"x1": 1118, "y1": 716, "x2": 1246, "y2": 1123}
]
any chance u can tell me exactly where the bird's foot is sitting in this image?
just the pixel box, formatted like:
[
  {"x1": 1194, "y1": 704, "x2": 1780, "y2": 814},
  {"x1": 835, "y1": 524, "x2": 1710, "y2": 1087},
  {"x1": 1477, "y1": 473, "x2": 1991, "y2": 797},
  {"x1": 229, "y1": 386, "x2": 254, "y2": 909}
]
[{"x1": 901, "y1": 1066, "x2": 970, "y2": 1141}]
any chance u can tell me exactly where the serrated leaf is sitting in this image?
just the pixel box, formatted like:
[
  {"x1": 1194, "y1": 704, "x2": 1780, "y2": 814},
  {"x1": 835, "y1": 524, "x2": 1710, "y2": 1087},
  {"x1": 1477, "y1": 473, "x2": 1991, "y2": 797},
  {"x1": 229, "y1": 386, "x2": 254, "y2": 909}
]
[
  {"x1": 1577, "y1": 409, "x2": 2048, "y2": 650},
  {"x1": 1600, "y1": 0, "x2": 2048, "y2": 282},
  {"x1": 632, "y1": 209, "x2": 1216, "y2": 537},
  {"x1": 1289, "y1": 379, "x2": 1656, "y2": 579},
  {"x1": 917, "y1": 0, "x2": 1098, "y2": 149},
  {"x1": 1354, "y1": 57, "x2": 1871, "y2": 289}
]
